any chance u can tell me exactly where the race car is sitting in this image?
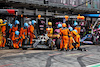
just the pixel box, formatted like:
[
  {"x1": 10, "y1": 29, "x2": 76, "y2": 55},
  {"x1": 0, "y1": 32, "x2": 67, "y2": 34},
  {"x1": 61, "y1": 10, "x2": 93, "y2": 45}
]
[
  {"x1": 22, "y1": 34, "x2": 55, "y2": 50},
  {"x1": 81, "y1": 18, "x2": 100, "y2": 45}
]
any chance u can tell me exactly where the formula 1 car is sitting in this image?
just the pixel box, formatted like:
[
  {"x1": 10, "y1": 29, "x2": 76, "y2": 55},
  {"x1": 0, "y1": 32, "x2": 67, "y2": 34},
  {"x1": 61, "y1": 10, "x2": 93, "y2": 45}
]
[
  {"x1": 22, "y1": 34, "x2": 55, "y2": 50},
  {"x1": 81, "y1": 18, "x2": 100, "y2": 45},
  {"x1": 7, "y1": 34, "x2": 56, "y2": 50}
]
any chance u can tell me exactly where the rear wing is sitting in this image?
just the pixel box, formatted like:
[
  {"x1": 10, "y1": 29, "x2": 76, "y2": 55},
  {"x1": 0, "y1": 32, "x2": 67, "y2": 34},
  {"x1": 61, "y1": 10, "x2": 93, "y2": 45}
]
[{"x1": 0, "y1": 9, "x2": 18, "y2": 14}]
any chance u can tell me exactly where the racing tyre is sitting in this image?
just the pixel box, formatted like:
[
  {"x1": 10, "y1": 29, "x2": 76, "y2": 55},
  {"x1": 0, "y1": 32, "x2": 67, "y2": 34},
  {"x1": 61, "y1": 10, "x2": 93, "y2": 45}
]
[
  {"x1": 7, "y1": 38, "x2": 13, "y2": 49},
  {"x1": 47, "y1": 39, "x2": 52, "y2": 46},
  {"x1": 47, "y1": 39, "x2": 53, "y2": 49},
  {"x1": 55, "y1": 38, "x2": 61, "y2": 49}
]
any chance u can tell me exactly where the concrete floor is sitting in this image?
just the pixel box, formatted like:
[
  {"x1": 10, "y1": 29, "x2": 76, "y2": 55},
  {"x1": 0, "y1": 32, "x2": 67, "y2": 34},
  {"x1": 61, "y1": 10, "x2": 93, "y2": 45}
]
[{"x1": 0, "y1": 45, "x2": 100, "y2": 67}]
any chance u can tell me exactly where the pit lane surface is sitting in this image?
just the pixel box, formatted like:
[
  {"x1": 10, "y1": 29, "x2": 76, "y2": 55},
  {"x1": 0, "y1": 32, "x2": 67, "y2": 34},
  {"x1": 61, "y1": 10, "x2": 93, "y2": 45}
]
[{"x1": 0, "y1": 45, "x2": 100, "y2": 67}]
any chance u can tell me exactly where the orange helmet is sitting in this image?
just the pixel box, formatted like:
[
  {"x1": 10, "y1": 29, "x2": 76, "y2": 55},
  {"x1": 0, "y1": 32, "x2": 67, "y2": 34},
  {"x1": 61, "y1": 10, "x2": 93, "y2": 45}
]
[
  {"x1": 62, "y1": 23, "x2": 66, "y2": 27},
  {"x1": 46, "y1": 28, "x2": 51, "y2": 31}
]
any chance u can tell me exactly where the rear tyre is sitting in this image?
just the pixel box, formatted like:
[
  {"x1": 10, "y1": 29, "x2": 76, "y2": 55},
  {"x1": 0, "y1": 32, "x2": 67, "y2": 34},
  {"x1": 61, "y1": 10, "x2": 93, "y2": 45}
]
[
  {"x1": 7, "y1": 39, "x2": 13, "y2": 49},
  {"x1": 55, "y1": 39, "x2": 61, "y2": 49},
  {"x1": 47, "y1": 39, "x2": 52, "y2": 46}
]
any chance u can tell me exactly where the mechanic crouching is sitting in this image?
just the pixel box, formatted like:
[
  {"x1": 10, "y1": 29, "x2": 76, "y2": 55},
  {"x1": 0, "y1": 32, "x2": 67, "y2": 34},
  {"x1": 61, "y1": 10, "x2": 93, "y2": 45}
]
[
  {"x1": 22, "y1": 23, "x2": 29, "y2": 45},
  {"x1": 71, "y1": 29, "x2": 80, "y2": 49},
  {"x1": 12, "y1": 31, "x2": 20, "y2": 49},
  {"x1": 18, "y1": 23, "x2": 29, "y2": 47}
]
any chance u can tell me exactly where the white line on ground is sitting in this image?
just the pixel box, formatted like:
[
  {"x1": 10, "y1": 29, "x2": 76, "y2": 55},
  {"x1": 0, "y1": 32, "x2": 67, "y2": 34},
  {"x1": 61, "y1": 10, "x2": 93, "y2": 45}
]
[{"x1": 86, "y1": 63, "x2": 100, "y2": 67}]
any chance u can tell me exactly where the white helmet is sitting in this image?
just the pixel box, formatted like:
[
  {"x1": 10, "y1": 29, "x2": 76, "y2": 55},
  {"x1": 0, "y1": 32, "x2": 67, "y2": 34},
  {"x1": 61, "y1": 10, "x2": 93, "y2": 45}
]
[{"x1": 28, "y1": 21, "x2": 32, "y2": 25}]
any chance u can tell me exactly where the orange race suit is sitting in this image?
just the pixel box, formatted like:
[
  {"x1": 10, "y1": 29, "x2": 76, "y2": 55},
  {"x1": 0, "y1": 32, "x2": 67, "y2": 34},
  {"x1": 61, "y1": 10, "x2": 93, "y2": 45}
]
[
  {"x1": 29, "y1": 25, "x2": 35, "y2": 44},
  {"x1": 18, "y1": 27, "x2": 25, "y2": 47},
  {"x1": 11, "y1": 32, "x2": 19, "y2": 49},
  {"x1": 72, "y1": 30, "x2": 80, "y2": 48},
  {"x1": 68, "y1": 31, "x2": 74, "y2": 50},
  {"x1": 75, "y1": 26, "x2": 81, "y2": 34},
  {"x1": 61, "y1": 28, "x2": 69, "y2": 50},
  {"x1": 0, "y1": 26, "x2": 6, "y2": 48},
  {"x1": 12, "y1": 26, "x2": 18, "y2": 32}
]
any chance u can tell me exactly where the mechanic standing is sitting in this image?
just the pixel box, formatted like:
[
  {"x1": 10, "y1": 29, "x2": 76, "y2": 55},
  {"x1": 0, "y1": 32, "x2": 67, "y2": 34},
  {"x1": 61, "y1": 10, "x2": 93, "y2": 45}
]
[
  {"x1": 61, "y1": 23, "x2": 69, "y2": 51},
  {"x1": 18, "y1": 26, "x2": 25, "y2": 47},
  {"x1": 24, "y1": 23, "x2": 28, "y2": 38},
  {"x1": 73, "y1": 21, "x2": 81, "y2": 48},
  {"x1": 57, "y1": 24, "x2": 64, "y2": 50},
  {"x1": 1, "y1": 20, "x2": 7, "y2": 48},
  {"x1": 68, "y1": 27, "x2": 74, "y2": 50},
  {"x1": 0, "y1": 19, "x2": 7, "y2": 48},
  {"x1": 28, "y1": 20, "x2": 35, "y2": 44}
]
